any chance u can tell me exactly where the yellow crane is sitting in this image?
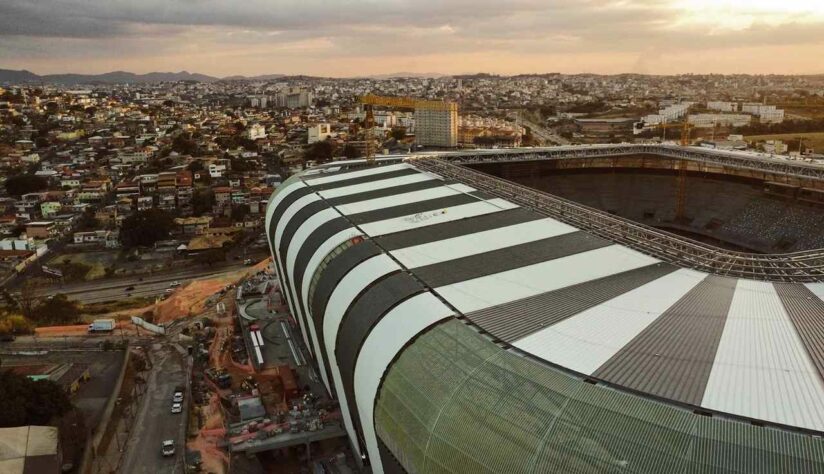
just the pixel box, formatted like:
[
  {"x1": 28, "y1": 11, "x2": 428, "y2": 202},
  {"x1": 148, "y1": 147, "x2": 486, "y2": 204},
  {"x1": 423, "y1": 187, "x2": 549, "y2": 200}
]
[
  {"x1": 652, "y1": 121, "x2": 694, "y2": 146},
  {"x1": 357, "y1": 94, "x2": 456, "y2": 164},
  {"x1": 647, "y1": 121, "x2": 695, "y2": 222}
]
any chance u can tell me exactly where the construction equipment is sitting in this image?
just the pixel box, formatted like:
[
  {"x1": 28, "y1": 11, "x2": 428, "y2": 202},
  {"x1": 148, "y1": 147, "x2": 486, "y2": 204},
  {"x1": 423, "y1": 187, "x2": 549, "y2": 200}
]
[
  {"x1": 651, "y1": 121, "x2": 694, "y2": 146},
  {"x1": 360, "y1": 94, "x2": 455, "y2": 111},
  {"x1": 357, "y1": 94, "x2": 457, "y2": 163},
  {"x1": 648, "y1": 122, "x2": 694, "y2": 221}
]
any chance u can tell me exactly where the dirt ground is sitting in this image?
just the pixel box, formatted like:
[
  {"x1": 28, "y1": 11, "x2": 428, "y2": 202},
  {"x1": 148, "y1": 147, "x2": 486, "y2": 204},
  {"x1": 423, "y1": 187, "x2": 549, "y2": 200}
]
[{"x1": 34, "y1": 322, "x2": 141, "y2": 337}]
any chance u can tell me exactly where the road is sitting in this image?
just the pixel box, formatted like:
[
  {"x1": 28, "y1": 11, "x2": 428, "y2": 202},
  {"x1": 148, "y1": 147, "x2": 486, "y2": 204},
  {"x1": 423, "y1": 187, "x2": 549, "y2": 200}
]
[
  {"x1": 121, "y1": 343, "x2": 188, "y2": 474},
  {"x1": 11, "y1": 260, "x2": 260, "y2": 304},
  {"x1": 518, "y1": 112, "x2": 571, "y2": 145}
]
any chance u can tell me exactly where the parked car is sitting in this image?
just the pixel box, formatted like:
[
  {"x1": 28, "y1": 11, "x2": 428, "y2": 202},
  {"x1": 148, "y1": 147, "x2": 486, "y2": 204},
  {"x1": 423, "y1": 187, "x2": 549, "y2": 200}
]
[
  {"x1": 173, "y1": 391, "x2": 183, "y2": 403},
  {"x1": 161, "y1": 440, "x2": 175, "y2": 456},
  {"x1": 171, "y1": 403, "x2": 182, "y2": 414},
  {"x1": 169, "y1": 281, "x2": 181, "y2": 288}
]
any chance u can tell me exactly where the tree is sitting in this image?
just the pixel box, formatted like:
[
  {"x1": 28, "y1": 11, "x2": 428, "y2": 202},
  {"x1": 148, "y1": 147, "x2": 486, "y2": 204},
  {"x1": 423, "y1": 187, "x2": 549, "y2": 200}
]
[
  {"x1": 120, "y1": 209, "x2": 174, "y2": 248},
  {"x1": 0, "y1": 371, "x2": 72, "y2": 427},
  {"x1": 18, "y1": 278, "x2": 46, "y2": 319},
  {"x1": 4, "y1": 174, "x2": 47, "y2": 197},
  {"x1": 191, "y1": 188, "x2": 215, "y2": 216},
  {"x1": 187, "y1": 160, "x2": 204, "y2": 172},
  {"x1": 304, "y1": 139, "x2": 335, "y2": 163},
  {"x1": 32, "y1": 294, "x2": 79, "y2": 325},
  {"x1": 390, "y1": 127, "x2": 407, "y2": 141},
  {"x1": 194, "y1": 249, "x2": 226, "y2": 267},
  {"x1": 342, "y1": 144, "x2": 361, "y2": 159},
  {"x1": 171, "y1": 133, "x2": 198, "y2": 155},
  {"x1": 231, "y1": 204, "x2": 250, "y2": 222}
]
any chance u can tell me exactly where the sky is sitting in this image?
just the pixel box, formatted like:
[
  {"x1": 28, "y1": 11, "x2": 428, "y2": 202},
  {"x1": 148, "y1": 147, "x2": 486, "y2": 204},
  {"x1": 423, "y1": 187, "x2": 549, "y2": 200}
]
[{"x1": 2, "y1": 0, "x2": 824, "y2": 77}]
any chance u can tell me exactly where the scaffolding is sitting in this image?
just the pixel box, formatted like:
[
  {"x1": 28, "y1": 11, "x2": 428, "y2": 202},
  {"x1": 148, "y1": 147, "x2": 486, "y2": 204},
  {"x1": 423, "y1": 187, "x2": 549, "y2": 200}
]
[
  {"x1": 411, "y1": 156, "x2": 824, "y2": 282},
  {"x1": 431, "y1": 144, "x2": 824, "y2": 181}
]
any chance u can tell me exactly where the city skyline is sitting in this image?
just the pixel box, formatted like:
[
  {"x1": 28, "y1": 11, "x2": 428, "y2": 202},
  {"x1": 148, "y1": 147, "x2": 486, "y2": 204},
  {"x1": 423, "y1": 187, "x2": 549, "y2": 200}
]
[{"x1": 2, "y1": 0, "x2": 824, "y2": 77}]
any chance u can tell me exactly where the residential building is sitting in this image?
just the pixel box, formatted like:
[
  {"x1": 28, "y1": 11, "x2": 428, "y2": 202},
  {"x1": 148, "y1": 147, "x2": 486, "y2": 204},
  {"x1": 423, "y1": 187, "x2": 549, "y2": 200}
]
[
  {"x1": 415, "y1": 102, "x2": 459, "y2": 148},
  {"x1": 308, "y1": 123, "x2": 332, "y2": 144},
  {"x1": 25, "y1": 221, "x2": 57, "y2": 240}
]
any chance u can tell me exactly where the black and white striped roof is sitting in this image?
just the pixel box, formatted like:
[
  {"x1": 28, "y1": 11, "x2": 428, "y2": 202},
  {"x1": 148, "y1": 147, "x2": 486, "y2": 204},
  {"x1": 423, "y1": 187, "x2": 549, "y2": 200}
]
[{"x1": 265, "y1": 160, "x2": 824, "y2": 470}]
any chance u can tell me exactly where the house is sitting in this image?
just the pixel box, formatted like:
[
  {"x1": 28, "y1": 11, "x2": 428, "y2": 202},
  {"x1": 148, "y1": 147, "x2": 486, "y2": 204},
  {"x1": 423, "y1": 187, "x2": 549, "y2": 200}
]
[
  {"x1": 94, "y1": 206, "x2": 118, "y2": 226},
  {"x1": 213, "y1": 187, "x2": 232, "y2": 207},
  {"x1": 174, "y1": 216, "x2": 212, "y2": 235},
  {"x1": 40, "y1": 201, "x2": 61, "y2": 218},
  {"x1": 73, "y1": 230, "x2": 119, "y2": 248},
  {"x1": 25, "y1": 221, "x2": 56, "y2": 240},
  {"x1": 0, "y1": 237, "x2": 35, "y2": 251}
]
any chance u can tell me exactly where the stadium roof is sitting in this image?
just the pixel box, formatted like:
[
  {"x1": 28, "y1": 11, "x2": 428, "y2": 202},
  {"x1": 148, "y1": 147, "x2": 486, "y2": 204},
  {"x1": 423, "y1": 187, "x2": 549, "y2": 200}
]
[{"x1": 277, "y1": 159, "x2": 824, "y2": 434}]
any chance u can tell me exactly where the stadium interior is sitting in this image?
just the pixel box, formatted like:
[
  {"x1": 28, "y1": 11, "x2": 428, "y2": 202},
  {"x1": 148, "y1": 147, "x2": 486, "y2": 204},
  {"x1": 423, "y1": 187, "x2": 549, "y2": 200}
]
[{"x1": 470, "y1": 155, "x2": 824, "y2": 254}]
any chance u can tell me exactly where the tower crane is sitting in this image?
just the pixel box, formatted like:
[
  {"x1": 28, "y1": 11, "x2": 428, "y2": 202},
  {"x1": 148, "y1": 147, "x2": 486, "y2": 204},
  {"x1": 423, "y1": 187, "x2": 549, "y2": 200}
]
[
  {"x1": 357, "y1": 94, "x2": 456, "y2": 164},
  {"x1": 646, "y1": 121, "x2": 695, "y2": 222}
]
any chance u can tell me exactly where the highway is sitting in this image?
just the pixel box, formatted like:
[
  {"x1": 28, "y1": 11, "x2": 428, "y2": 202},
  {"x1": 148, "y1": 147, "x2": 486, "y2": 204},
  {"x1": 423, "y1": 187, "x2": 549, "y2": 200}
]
[
  {"x1": 518, "y1": 112, "x2": 571, "y2": 145},
  {"x1": 13, "y1": 260, "x2": 263, "y2": 304}
]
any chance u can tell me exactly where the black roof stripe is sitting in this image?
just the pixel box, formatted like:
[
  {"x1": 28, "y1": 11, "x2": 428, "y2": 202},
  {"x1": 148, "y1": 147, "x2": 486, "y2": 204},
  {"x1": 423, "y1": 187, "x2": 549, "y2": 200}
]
[
  {"x1": 417, "y1": 231, "x2": 611, "y2": 288},
  {"x1": 308, "y1": 241, "x2": 383, "y2": 400},
  {"x1": 325, "y1": 178, "x2": 447, "y2": 207},
  {"x1": 305, "y1": 168, "x2": 420, "y2": 191},
  {"x1": 774, "y1": 283, "x2": 824, "y2": 383},
  {"x1": 374, "y1": 207, "x2": 541, "y2": 251},
  {"x1": 278, "y1": 200, "x2": 332, "y2": 258},
  {"x1": 592, "y1": 274, "x2": 737, "y2": 406},
  {"x1": 466, "y1": 263, "x2": 679, "y2": 343},
  {"x1": 348, "y1": 192, "x2": 485, "y2": 225},
  {"x1": 335, "y1": 272, "x2": 424, "y2": 447}
]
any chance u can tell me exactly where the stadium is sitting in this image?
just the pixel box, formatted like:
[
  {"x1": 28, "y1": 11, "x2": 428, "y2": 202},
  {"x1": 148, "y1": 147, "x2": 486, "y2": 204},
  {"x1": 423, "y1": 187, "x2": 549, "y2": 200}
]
[{"x1": 265, "y1": 144, "x2": 824, "y2": 473}]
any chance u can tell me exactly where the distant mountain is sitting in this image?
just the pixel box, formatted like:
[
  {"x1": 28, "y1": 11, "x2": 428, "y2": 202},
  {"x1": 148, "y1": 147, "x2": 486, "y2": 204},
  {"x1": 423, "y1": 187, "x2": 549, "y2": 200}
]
[
  {"x1": 222, "y1": 74, "x2": 286, "y2": 81},
  {"x1": 0, "y1": 69, "x2": 42, "y2": 83},
  {"x1": 368, "y1": 72, "x2": 448, "y2": 79},
  {"x1": 0, "y1": 69, "x2": 218, "y2": 85}
]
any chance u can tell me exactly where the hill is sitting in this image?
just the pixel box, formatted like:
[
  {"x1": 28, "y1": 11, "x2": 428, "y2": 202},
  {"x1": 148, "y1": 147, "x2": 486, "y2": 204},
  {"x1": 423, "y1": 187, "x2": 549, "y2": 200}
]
[{"x1": 0, "y1": 69, "x2": 218, "y2": 84}]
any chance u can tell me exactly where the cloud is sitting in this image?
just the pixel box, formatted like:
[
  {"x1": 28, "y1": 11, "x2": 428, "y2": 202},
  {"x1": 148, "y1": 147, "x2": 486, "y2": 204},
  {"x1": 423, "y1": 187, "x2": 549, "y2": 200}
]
[{"x1": 1, "y1": 0, "x2": 823, "y2": 75}]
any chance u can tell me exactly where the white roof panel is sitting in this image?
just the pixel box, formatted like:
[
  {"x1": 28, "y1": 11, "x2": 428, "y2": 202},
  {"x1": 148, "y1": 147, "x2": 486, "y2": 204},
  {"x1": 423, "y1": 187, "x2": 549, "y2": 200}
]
[
  {"x1": 300, "y1": 227, "x2": 363, "y2": 394},
  {"x1": 285, "y1": 207, "x2": 341, "y2": 350},
  {"x1": 360, "y1": 198, "x2": 519, "y2": 237},
  {"x1": 702, "y1": 279, "x2": 824, "y2": 431},
  {"x1": 436, "y1": 245, "x2": 660, "y2": 314},
  {"x1": 354, "y1": 293, "x2": 454, "y2": 474},
  {"x1": 322, "y1": 254, "x2": 400, "y2": 459},
  {"x1": 514, "y1": 268, "x2": 706, "y2": 375},
  {"x1": 303, "y1": 162, "x2": 411, "y2": 186},
  {"x1": 391, "y1": 217, "x2": 577, "y2": 269},
  {"x1": 274, "y1": 193, "x2": 320, "y2": 249},
  {"x1": 806, "y1": 282, "x2": 824, "y2": 302},
  {"x1": 265, "y1": 179, "x2": 306, "y2": 236},
  {"x1": 336, "y1": 184, "x2": 472, "y2": 215},
  {"x1": 318, "y1": 172, "x2": 434, "y2": 199}
]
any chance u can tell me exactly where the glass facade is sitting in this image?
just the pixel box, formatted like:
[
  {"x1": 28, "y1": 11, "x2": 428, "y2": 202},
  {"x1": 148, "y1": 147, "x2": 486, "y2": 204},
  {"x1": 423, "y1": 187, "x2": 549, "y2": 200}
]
[{"x1": 375, "y1": 319, "x2": 824, "y2": 474}]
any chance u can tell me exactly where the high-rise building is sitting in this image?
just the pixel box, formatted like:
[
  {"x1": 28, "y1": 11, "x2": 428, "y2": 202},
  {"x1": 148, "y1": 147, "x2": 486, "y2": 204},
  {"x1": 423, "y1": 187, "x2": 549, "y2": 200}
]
[{"x1": 414, "y1": 102, "x2": 458, "y2": 147}]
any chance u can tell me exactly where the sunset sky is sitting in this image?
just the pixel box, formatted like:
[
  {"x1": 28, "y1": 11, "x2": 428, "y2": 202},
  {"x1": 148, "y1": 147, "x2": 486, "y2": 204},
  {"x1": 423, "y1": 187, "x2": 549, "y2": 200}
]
[{"x1": 2, "y1": 0, "x2": 824, "y2": 77}]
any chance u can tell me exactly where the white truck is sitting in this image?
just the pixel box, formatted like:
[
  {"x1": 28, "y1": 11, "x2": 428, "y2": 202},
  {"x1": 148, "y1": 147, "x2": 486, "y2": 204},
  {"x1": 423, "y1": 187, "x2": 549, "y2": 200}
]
[{"x1": 88, "y1": 319, "x2": 116, "y2": 333}]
